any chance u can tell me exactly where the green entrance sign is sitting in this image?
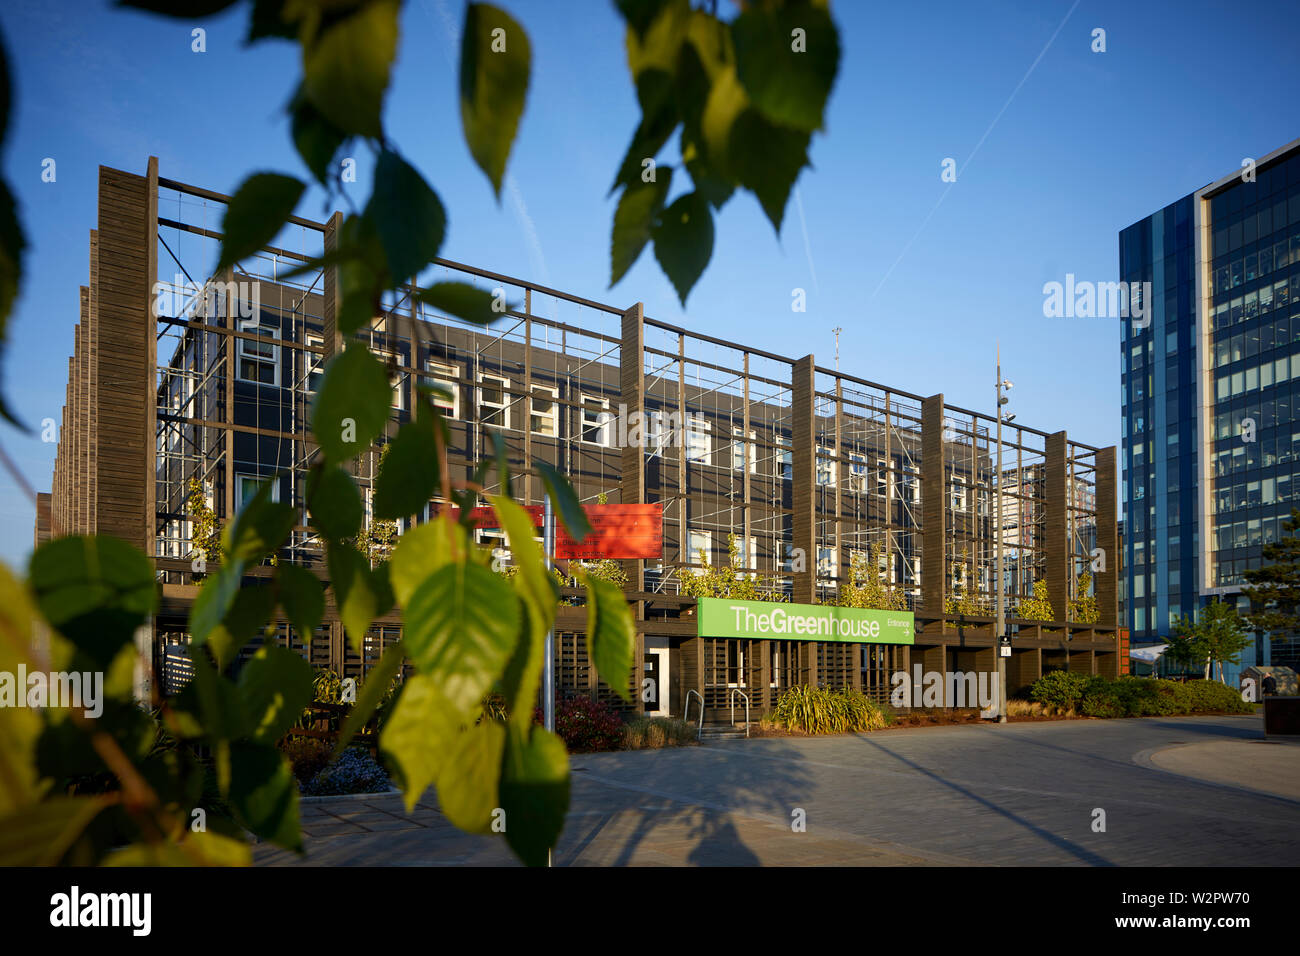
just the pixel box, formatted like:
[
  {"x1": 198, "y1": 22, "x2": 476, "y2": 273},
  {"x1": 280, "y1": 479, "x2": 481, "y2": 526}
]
[{"x1": 696, "y1": 598, "x2": 914, "y2": 645}]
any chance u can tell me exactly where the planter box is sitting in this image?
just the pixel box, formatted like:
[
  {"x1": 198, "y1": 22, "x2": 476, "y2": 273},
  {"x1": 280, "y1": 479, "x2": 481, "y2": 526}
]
[{"x1": 1263, "y1": 696, "x2": 1300, "y2": 736}]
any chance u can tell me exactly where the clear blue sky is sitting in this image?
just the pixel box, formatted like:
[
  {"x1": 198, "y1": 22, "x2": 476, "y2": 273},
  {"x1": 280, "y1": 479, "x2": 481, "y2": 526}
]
[{"x1": 1, "y1": 0, "x2": 1298, "y2": 567}]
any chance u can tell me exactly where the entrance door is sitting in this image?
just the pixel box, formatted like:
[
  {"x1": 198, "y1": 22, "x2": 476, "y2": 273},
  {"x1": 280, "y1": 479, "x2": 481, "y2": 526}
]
[{"x1": 643, "y1": 648, "x2": 669, "y2": 716}]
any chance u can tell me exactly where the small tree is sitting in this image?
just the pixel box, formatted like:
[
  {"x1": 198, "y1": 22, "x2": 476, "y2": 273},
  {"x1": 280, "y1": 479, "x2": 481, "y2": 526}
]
[
  {"x1": 1242, "y1": 506, "x2": 1300, "y2": 661},
  {"x1": 1016, "y1": 579, "x2": 1054, "y2": 622},
  {"x1": 835, "y1": 542, "x2": 907, "y2": 611},
  {"x1": 679, "y1": 533, "x2": 784, "y2": 602},
  {"x1": 944, "y1": 548, "x2": 988, "y2": 615},
  {"x1": 1171, "y1": 600, "x2": 1251, "y2": 683},
  {"x1": 1069, "y1": 569, "x2": 1099, "y2": 624},
  {"x1": 185, "y1": 477, "x2": 223, "y2": 562}
]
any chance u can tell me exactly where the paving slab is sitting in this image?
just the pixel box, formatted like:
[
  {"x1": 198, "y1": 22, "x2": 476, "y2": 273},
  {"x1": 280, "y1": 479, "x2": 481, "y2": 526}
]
[{"x1": 255, "y1": 714, "x2": 1300, "y2": 867}]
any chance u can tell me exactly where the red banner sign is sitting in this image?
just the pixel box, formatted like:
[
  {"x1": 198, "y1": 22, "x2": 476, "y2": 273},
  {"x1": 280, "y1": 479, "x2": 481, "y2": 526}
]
[
  {"x1": 555, "y1": 504, "x2": 663, "y2": 560},
  {"x1": 435, "y1": 503, "x2": 663, "y2": 560}
]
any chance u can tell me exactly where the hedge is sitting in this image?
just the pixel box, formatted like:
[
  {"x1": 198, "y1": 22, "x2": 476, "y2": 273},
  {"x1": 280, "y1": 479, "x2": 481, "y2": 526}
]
[{"x1": 1028, "y1": 673, "x2": 1253, "y2": 718}]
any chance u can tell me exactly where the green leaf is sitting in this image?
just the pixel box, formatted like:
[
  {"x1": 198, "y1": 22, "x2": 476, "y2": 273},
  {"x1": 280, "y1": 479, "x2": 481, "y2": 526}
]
[
  {"x1": 334, "y1": 639, "x2": 406, "y2": 756},
  {"x1": 307, "y1": 464, "x2": 363, "y2": 541},
  {"x1": 585, "y1": 575, "x2": 636, "y2": 701},
  {"x1": 28, "y1": 535, "x2": 156, "y2": 669},
  {"x1": 681, "y1": 129, "x2": 733, "y2": 209},
  {"x1": 731, "y1": 4, "x2": 839, "y2": 133},
  {"x1": 224, "y1": 477, "x2": 296, "y2": 563},
  {"x1": 624, "y1": 0, "x2": 690, "y2": 80},
  {"x1": 311, "y1": 345, "x2": 392, "y2": 463},
  {"x1": 616, "y1": 0, "x2": 678, "y2": 39},
  {"x1": 415, "y1": 282, "x2": 511, "y2": 325},
  {"x1": 227, "y1": 740, "x2": 301, "y2": 851},
  {"x1": 389, "y1": 516, "x2": 465, "y2": 606},
  {"x1": 182, "y1": 653, "x2": 252, "y2": 741},
  {"x1": 328, "y1": 543, "x2": 380, "y2": 654},
  {"x1": 189, "y1": 561, "x2": 244, "y2": 649},
  {"x1": 0, "y1": 796, "x2": 111, "y2": 866},
  {"x1": 380, "y1": 674, "x2": 459, "y2": 811},
  {"x1": 217, "y1": 173, "x2": 306, "y2": 270},
  {"x1": 374, "y1": 416, "x2": 439, "y2": 520},
  {"x1": 366, "y1": 150, "x2": 446, "y2": 281},
  {"x1": 0, "y1": 566, "x2": 45, "y2": 813},
  {"x1": 0, "y1": 178, "x2": 26, "y2": 356},
  {"x1": 238, "y1": 645, "x2": 314, "y2": 744},
  {"x1": 651, "y1": 190, "x2": 713, "y2": 305},
  {"x1": 335, "y1": 213, "x2": 388, "y2": 335},
  {"x1": 436, "y1": 720, "x2": 506, "y2": 833},
  {"x1": 104, "y1": 830, "x2": 251, "y2": 866},
  {"x1": 609, "y1": 77, "x2": 678, "y2": 194},
  {"x1": 290, "y1": 89, "x2": 347, "y2": 185},
  {"x1": 610, "y1": 169, "x2": 672, "y2": 287},
  {"x1": 534, "y1": 461, "x2": 592, "y2": 543},
  {"x1": 726, "y1": 108, "x2": 810, "y2": 233},
  {"x1": 202, "y1": 584, "x2": 276, "y2": 670},
  {"x1": 499, "y1": 724, "x2": 569, "y2": 867},
  {"x1": 247, "y1": 0, "x2": 297, "y2": 43},
  {"x1": 403, "y1": 561, "x2": 520, "y2": 717},
  {"x1": 488, "y1": 429, "x2": 512, "y2": 498},
  {"x1": 301, "y1": 0, "x2": 399, "y2": 138},
  {"x1": 277, "y1": 563, "x2": 324, "y2": 643},
  {"x1": 459, "y1": 3, "x2": 531, "y2": 196},
  {"x1": 118, "y1": 0, "x2": 238, "y2": 15},
  {"x1": 492, "y1": 497, "x2": 558, "y2": 725}
]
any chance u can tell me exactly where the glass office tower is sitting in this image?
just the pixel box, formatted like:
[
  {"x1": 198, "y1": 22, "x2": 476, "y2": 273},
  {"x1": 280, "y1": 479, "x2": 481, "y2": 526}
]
[{"x1": 1120, "y1": 138, "x2": 1300, "y2": 679}]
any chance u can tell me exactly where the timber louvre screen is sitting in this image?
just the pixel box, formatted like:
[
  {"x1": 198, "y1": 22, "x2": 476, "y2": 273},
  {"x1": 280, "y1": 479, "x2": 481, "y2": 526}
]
[{"x1": 41, "y1": 160, "x2": 1121, "y2": 712}]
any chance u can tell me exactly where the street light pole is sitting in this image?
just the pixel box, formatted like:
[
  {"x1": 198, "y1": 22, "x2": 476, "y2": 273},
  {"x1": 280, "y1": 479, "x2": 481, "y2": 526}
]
[{"x1": 996, "y1": 346, "x2": 1008, "y2": 724}]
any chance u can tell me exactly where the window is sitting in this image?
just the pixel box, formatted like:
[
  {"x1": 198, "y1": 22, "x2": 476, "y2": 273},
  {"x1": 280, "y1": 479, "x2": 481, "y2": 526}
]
[
  {"x1": 902, "y1": 472, "x2": 919, "y2": 503},
  {"x1": 781, "y1": 543, "x2": 802, "y2": 573},
  {"x1": 644, "y1": 409, "x2": 674, "y2": 452},
  {"x1": 304, "y1": 333, "x2": 324, "y2": 394},
  {"x1": 685, "y1": 417, "x2": 711, "y2": 464},
  {"x1": 530, "y1": 384, "x2": 558, "y2": 437},
  {"x1": 776, "y1": 435, "x2": 792, "y2": 480},
  {"x1": 238, "y1": 320, "x2": 279, "y2": 385},
  {"x1": 731, "y1": 427, "x2": 756, "y2": 472},
  {"x1": 371, "y1": 348, "x2": 405, "y2": 409},
  {"x1": 816, "y1": 447, "x2": 836, "y2": 486},
  {"x1": 817, "y1": 546, "x2": 837, "y2": 582},
  {"x1": 846, "y1": 453, "x2": 867, "y2": 493},
  {"x1": 686, "y1": 530, "x2": 712, "y2": 572},
  {"x1": 478, "y1": 373, "x2": 511, "y2": 429},
  {"x1": 951, "y1": 475, "x2": 967, "y2": 511},
  {"x1": 236, "y1": 474, "x2": 279, "y2": 508},
  {"x1": 421, "y1": 360, "x2": 460, "y2": 418},
  {"x1": 580, "y1": 395, "x2": 613, "y2": 446},
  {"x1": 476, "y1": 528, "x2": 509, "y2": 570},
  {"x1": 876, "y1": 458, "x2": 890, "y2": 497},
  {"x1": 734, "y1": 536, "x2": 758, "y2": 575}
]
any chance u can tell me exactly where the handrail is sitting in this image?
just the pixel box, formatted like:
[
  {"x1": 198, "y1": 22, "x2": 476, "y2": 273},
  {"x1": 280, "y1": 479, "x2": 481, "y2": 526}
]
[
  {"x1": 729, "y1": 688, "x2": 750, "y2": 738},
  {"x1": 684, "y1": 689, "x2": 704, "y2": 740}
]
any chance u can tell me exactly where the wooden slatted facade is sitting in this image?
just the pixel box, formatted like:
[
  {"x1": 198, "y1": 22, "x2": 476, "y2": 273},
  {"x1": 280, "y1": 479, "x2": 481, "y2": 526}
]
[{"x1": 41, "y1": 160, "x2": 1124, "y2": 722}]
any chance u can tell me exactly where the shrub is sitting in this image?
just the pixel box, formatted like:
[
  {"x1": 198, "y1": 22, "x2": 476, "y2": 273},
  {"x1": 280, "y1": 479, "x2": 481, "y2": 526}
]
[
  {"x1": 554, "y1": 695, "x2": 625, "y2": 753},
  {"x1": 279, "y1": 736, "x2": 334, "y2": 786},
  {"x1": 1029, "y1": 671, "x2": 1090, "y2": 709},
  {"x1": 769, "y1": 686, "x2": 888, "y2": 734},
  {"x1": 1183, "y1": 679, "x2": 1254, "y2": 714},
  {"x1": 1071, "y1": 676, "x2": 1253, "y2": 718},
  {"x1": 300, "y1": 747, "x2": 391, "y2": 796}
]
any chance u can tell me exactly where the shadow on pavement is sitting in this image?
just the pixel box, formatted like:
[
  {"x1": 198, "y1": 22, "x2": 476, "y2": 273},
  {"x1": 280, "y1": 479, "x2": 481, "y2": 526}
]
[
  {"x1": 559, "y1": 741, "x2": 816, "y2": 866},
  {"x1": 848, "y1": 733, "x2": 1117, "y2": 865}
]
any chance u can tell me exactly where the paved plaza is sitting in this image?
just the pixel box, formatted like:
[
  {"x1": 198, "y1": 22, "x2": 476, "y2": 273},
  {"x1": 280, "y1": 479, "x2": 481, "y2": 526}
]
[{"x1": 254, "y1": 714, "x2": 1300, "y2": 866}]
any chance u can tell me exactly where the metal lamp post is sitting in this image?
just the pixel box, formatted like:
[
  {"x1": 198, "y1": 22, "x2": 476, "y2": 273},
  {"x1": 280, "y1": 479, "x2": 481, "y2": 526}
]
[{"x1": 995, "y1": 348, "x2": 1011, "y2": 724}]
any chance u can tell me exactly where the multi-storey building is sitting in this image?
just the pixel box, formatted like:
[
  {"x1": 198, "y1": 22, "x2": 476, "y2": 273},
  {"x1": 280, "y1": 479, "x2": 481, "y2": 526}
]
[
  {"x1": 1120, "y1": 138, "x2": 1300, "y2": 677},
  {"x1": 42, "y1": 159, "x2": 1121, "y2": 717}
]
